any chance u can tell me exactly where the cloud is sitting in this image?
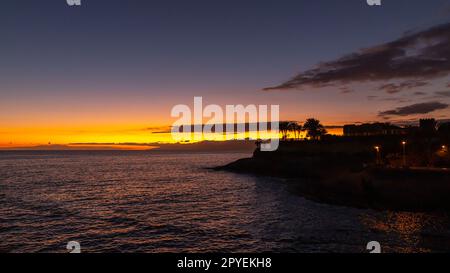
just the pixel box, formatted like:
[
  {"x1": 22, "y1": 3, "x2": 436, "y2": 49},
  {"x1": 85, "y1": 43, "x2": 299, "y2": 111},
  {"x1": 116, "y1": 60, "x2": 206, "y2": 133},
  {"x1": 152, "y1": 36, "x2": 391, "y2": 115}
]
[
  {"x1": 145, "y1": 126, "x2": 171, "y2": 132},
  {"x1": 367, "y1": 95, "x2": 412, "y2": 103},
  {"x1": 169, "y1": 122, "x2": 279, "y2": 133},
  {"x1": 436, "y1": 91, "x2": 450, "y2": 97},
  {"x1": 339, "y1": 86, "x2": 353, "y2": 94},
  {"x1": 264, "y1": 23, "x2": 450, "y2": 91},
  {"x1": 151, "y1": 130, "x2": 172, "y2": 134},
  {"x1": 378, "y1": 80, "x2": 429, "y2": 94},
  {"x1": 378, "y1": 97, "x2": 411, "y2": 103},
  {"x1": 379, "y1": 101, "x2": 449, "y2": 117}
]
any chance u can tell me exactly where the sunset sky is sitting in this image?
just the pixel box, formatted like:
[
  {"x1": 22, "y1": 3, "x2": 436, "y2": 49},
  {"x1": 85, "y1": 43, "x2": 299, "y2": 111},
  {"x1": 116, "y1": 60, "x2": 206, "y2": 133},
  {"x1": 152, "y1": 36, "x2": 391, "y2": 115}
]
[{"x1": 1, "y1": 0, "x2": 449, "y2": 148}]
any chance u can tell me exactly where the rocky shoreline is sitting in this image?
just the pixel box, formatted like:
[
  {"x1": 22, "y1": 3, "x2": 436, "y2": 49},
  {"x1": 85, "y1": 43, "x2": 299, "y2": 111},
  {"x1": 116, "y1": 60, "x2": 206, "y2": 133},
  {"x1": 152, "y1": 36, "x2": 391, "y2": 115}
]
[{"x1": 215, "y1": 154, "x2": 450, "y2": 212}]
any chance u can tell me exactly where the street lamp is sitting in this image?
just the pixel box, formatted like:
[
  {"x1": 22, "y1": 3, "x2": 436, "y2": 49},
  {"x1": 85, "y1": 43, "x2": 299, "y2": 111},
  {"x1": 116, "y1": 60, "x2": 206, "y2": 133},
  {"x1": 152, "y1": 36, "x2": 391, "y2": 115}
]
[
  {"x1": 443, "y1": 145, "x2": 449, "y2": 160},
  {"x1": 402, "y1": 141, "x2": 407, "y2": 167},
  {"x1": 374, "y1": 146, "x2": 381, "y2": 165}
]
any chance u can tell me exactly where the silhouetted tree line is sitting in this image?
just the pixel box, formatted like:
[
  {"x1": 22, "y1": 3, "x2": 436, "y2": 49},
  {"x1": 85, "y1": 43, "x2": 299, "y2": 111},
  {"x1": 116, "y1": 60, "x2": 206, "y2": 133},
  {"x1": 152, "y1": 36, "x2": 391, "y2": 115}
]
[{"x1": 279, "y1": 118, "x2": 327, "y2": 141}]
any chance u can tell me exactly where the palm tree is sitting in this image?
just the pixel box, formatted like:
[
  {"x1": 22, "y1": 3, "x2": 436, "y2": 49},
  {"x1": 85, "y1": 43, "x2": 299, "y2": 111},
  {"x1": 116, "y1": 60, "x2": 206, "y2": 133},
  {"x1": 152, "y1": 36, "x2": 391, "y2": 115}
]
[
  {"x1": 279, "y1": 121, "x2": 304, "y2": 140},
  {"x1": 290, "y1": 122, "x2": 303, "y2": 140},
  {"x1": 303, "y1": 118, "x2": 327, "y2": 140},
  {"x1": 279, "y1": 121, "x2": 291, "y2": 140}
]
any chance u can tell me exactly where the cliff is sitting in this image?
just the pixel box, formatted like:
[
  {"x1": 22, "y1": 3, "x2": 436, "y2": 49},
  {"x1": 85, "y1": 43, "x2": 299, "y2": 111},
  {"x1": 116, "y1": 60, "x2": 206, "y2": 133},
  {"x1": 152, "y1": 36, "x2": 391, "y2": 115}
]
[{"x1": 216, "y1": 141, "x2": 450, "y2": 212}]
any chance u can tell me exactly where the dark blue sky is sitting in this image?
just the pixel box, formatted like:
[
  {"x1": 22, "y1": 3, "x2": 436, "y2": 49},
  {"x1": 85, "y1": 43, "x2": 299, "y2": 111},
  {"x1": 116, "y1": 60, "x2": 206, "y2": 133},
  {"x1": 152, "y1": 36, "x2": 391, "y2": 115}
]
[{"x1": 1, "y1": 0, "x2": 449, "y2": 129}]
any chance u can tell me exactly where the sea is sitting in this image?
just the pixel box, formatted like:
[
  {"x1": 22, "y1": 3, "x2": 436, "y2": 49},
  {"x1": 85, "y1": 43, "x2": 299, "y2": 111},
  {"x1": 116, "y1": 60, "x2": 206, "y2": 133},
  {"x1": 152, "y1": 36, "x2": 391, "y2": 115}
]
[{"x1": 1, "y1": 150, "x2": 450, "y2": 253}]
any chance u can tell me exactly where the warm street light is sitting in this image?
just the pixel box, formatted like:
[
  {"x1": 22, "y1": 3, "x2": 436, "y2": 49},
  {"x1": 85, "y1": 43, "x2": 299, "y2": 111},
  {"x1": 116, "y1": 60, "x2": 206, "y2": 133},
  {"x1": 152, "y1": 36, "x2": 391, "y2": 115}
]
[
  {"x1": 374, "y1": 146, "x2": 381, "y2": 165},
  {"x1": 402, "y1": 141, "x2": 407, "y2": 167},
  {"x1": 442, "y1": 145, "x2": 449, "y2": 161}
]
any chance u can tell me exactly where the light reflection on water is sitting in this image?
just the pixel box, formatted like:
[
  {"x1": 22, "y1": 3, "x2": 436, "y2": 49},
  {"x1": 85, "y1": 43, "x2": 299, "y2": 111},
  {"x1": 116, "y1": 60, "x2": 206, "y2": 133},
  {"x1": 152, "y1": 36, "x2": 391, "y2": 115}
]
[{"x1": 1, "y1": 151, "x2": 450, "y2": 253}]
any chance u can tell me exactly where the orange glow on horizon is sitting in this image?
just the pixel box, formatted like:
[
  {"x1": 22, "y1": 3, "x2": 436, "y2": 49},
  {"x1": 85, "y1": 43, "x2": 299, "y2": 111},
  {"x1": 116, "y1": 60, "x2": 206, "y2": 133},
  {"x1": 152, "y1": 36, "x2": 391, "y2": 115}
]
[{"x1": 0, "y1": 123, "x2": 343, "y2": 149}]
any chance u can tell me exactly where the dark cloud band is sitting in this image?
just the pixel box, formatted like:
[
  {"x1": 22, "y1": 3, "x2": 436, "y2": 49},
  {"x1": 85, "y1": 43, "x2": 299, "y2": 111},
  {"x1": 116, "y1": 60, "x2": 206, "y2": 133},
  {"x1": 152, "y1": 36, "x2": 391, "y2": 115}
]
[
  {"x1": 264, "y1": 23, "x2": 450, "y2": 91},
  {"x1": 379, "y1": 101, "x2": 449, "y2": 117}
]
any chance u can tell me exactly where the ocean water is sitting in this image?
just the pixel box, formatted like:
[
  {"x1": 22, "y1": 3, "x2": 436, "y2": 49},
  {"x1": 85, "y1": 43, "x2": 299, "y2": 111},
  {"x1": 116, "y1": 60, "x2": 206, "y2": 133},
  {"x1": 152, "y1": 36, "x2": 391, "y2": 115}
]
[{"x1": 1, "y1": 151, "x2": 450, "y2": 253}]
